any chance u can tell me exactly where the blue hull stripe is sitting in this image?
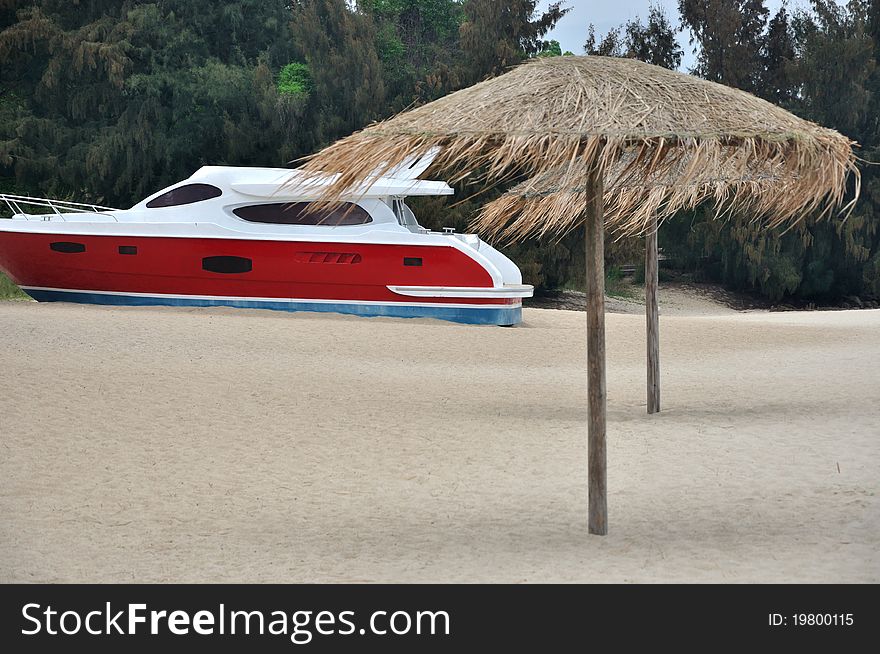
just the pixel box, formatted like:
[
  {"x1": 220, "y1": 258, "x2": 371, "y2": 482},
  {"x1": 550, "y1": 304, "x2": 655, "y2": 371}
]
[{"x1": 24, "y1": 289, "x2": 522, "y2": 326}]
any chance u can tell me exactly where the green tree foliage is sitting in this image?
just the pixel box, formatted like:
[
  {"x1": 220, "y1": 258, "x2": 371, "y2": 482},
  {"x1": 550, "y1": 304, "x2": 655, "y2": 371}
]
[
  {"x1": 0, "y1": 0, "x2": 302, "y2": 205},
  {"x1": 789, "y1": 0, "x2": 874, "y2": 136},
  {"x1": 537, "y1": 39, "x2": 563, "y2": 57},
  {"x1": 277, "y1": 62, "x2": 312, "y2": 97},
  {"x1": 360, "y1": 0, "x2": 464, "y2": 109},
  {"x1": 679, "y1": 0, "x2": 769, "y2": 92},
  {"x1": 289, "y1": 0, "x2": 386, "y2": 148},
  {"x1": 626, "y1": 5, "x2": 683, "y2": 70},
  {"x1": 584, "y1": 6, "x2": 682, "y2": 69},
  {"x1": 584, "y1": 24, "x2": 624, "y2": 56},
  {"x1": 760, "y1": 3, "x2": 797, "y2": 104},
  {"x1": 458, "y1": 0, "x2": 568, "y2": 85}
]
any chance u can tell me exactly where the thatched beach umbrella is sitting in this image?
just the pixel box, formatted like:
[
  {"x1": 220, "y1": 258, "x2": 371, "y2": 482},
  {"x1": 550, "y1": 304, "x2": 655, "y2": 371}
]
[{"x1": 298, "y1": 56, "x2": 859, "y2": 535}]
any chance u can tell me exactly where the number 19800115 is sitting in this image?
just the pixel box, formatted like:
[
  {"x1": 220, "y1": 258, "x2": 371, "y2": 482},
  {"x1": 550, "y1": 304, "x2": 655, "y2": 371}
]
[{"x1": 769, "y1": 613, "x2": 854, "y2": 627}]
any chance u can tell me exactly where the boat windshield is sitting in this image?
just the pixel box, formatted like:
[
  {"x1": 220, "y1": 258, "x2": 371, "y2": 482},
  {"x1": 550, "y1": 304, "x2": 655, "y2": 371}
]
[{"x1": 392, "y1": 198, "x2": 422, "y2": 232}]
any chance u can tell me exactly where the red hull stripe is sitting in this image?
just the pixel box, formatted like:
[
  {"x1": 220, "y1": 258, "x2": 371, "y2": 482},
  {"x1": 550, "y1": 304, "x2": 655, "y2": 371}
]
[{"x1": 0, "y1": 232, "x2": 517, "y2": 306}]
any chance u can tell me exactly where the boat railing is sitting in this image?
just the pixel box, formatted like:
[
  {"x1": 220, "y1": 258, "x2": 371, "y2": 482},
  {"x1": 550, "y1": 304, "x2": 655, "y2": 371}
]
[{"x1": 0, "y1": 194, "x2": 120, "y2": 222}]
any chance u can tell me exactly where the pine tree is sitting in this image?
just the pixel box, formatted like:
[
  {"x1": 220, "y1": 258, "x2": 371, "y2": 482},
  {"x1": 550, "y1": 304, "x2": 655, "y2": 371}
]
[
  {"x1": 624, "y1": 5, "x2": 683, "y2": 69},
  {"x1": 458, "y1": 0, "x2": 568, "y2": 86},
  {"x1": 361, "y1": 0, "x2": 465, "y2": 110},
  {"x1": 679, "y1": 0, "x2": 769, "y2": 92},
  {"x1": 789, "y1": 0, "x2": 874, "y2": 138},
  {"x1": 290, "y1": 0, "x2": 386, "y2": 148},
  {"x1": 583, "y1": 24, "x2": 624, "y2": 57},
  {"x1": 583, "y1": 6, "x2": 682, "y2": 70},
  {"x1": 759, "y1": 3, "x2": 797, "y2": 104}
]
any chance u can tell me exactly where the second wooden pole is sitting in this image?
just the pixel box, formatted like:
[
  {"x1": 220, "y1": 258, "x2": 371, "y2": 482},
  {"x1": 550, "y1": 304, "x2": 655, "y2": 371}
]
[{"x1": 646, "y1": 214, "x2": 660, "y2": 414}]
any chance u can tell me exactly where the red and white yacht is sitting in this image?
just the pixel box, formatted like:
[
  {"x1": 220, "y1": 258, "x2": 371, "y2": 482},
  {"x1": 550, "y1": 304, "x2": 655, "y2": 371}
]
[{"x1": 0, "y1": 154, "x2": 532, "y2": 325}]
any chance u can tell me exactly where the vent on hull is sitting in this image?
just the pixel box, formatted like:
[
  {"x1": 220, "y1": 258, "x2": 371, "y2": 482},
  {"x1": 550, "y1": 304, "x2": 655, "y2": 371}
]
[{"x1": 295, "y1": 252, "x2": 362, "y2": 264}]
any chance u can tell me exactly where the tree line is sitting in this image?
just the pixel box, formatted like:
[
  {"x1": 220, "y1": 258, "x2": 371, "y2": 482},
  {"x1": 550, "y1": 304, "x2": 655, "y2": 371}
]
[{"x1": 1, "y1": 1, "x2": 878, "y2": 303}]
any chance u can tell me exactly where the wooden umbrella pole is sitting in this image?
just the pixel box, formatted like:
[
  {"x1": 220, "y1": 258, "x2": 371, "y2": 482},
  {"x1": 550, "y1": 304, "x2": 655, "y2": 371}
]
[
  {"x1": 585, "y1": 161, "x2": 607, "y2": 535},
  {"x1": 646, "y1": 213, "x2": 660, "y2": 414}
]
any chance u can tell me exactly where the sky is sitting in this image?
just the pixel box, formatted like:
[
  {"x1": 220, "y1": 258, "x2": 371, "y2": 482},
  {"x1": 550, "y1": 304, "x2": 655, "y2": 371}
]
[{"x1": 538, "y1": 0, "x2": 843, "y2": 71}]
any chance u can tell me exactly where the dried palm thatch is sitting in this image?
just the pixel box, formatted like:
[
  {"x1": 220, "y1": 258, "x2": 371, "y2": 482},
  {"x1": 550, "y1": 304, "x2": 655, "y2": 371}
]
[
  {"x1": 297, "y1": 55, "x2": 858, "y2": 239},
  {"x1": 474, "y1": 153, "x2": 800, "y2": 242}
]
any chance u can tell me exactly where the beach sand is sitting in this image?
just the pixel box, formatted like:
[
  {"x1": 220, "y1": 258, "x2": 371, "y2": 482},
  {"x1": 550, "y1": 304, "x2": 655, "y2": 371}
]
[{"x1": 0, "y1": 298, "x2": 877, "y2": 583}]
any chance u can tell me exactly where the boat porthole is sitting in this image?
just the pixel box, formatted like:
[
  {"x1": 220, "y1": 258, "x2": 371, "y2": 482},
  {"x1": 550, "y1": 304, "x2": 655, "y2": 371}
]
[
  {"x1": 50, "y1": 242, "x2": 86, "y2": 253},
  {"x1": 118, "y1": 245, "x2": 138, "y2": 255},
  {"x1": 403, "y1": 257, "x2": 422, "y2": 267},
  {"x1": 202, "y1": 255, "x2": 253, "y2": 274}
]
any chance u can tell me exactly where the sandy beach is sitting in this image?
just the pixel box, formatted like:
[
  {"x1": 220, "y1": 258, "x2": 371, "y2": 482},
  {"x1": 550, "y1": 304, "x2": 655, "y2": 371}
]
[{"x1": 0, "y1": 297, "x2": 877, "y2": 583}]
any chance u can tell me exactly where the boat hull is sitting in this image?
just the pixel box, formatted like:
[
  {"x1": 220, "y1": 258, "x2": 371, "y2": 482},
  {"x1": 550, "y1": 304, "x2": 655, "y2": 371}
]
[{"x1": 0, "y1": 232, "x2": 524, "y2": 325}]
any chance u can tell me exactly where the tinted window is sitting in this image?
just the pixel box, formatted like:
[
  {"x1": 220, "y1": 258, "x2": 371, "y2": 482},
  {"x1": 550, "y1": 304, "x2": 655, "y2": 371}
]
[
  {"x1": 146, "y1": 183, "x2": 222, "y2": 208},
  {"x1": 233, "y1": 202, "x2": 371, "y2": 226},
  {"x1": 202, "y1": 256, "x2": 252, "y2": 274},
  {"x1": 50, "y1": 242, "x2": 86, "y2": 253}
]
